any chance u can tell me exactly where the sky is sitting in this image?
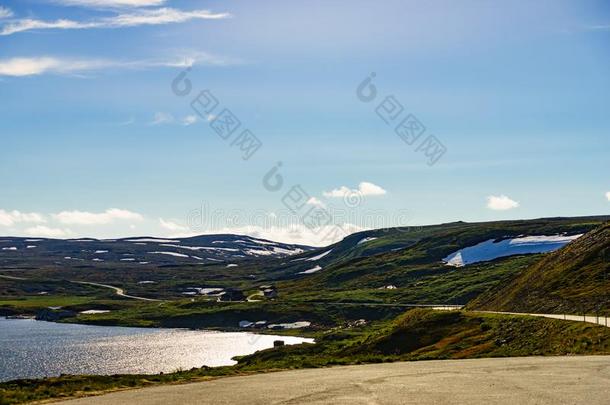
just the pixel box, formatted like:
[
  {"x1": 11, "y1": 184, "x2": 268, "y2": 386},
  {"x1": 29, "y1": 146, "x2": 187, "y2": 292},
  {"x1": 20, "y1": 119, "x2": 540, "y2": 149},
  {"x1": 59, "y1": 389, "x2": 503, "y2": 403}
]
[{"x1": 0, "y1": 0, "x2": 609, "y2": 246}]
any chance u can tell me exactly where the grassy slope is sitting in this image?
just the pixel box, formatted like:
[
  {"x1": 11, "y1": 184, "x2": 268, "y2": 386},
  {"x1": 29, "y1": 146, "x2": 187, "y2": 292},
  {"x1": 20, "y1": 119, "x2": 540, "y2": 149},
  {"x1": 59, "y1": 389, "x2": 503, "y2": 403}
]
[
  {"x1": 238, "y1": 309, "x2": 610, "y2": 368},
  {"x1": 2, "y1": 309, "x2": 609, "y2": 405},
  {"x1": 280, "y1": 217, "x2": 606, "y2": 292},
  {"x1": 468, "y1": 222, "x2": 610, "y2": 315}
]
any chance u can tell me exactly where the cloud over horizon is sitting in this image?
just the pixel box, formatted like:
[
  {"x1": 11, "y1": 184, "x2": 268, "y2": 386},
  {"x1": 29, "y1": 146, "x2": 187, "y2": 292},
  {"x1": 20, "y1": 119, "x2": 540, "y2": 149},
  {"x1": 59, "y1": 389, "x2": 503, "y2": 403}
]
[
  {"x1": 323, "y1": 182, "x2": 387, "y2": 198},
  {"x1": 486, "y1": 195, "x2": 520, "y2": 211},
  {"x1": 53, "y1": 208, "x2": 143, "y2": 225},
  {"x1": 0, "y1": 210, "x2": 46, "y2": 227},
  {"x1": 24, "y1": 225, "x2": 73, "y2": 238}
]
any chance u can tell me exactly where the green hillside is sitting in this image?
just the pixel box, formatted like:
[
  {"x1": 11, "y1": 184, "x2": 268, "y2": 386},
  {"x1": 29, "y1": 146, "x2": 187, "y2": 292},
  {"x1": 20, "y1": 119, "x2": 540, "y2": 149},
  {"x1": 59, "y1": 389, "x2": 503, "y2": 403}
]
[
  {"x1": 468, "y1": 222, "x2": 610, "y2": 315},
  {"x1": 275, "y1": 216, "x2": 608, "y2": 305},
  {"x1": 237, "y1": 308, "x2": 610, "y2": 367}
]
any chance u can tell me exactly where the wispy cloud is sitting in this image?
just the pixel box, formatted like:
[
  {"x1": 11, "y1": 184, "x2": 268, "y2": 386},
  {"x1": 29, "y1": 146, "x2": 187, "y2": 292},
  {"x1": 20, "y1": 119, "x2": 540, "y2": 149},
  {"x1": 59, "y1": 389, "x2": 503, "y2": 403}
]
[
  {"x1": 0, "y1": 52, "x2": 230, "y2": 77},
  {"x1": 486, "y1": 195, "x2": 519, "y2": 211},
  {"x1": 54, "y1": 0, "x2": 166, "y2": 8},
  {"x1": 585, "y1": 24, "x2": 610, "y2": 31},
  {"x1": 323, "y1": 182, "x2": 387, "y2": 198},
  {"x1": 150, "y1": 112, "x2": 174, "y2": 125},
  {"x1": 116, "y1": 117, "x2": 135, "y2": 126},
  {"x1": 159, "y1": 218, "x2": 189, "y2": 233},
  {"x1": 605, "y1": 191, "x2": 610, "y2": 202},
  {"x1": 0, "y1": 57, "x2": 107, "y2": 77},
  {"x1": 0, "y1": 6, "x2": 13, "y2": 19},
  {"x1": 53, "y1": 208, "x2": 143, "y2": 225},
  {"x1": 182, "y1": 115, "x2": 198, "y2": 126},
  {"x1": 0, "y1": 7, "x2": 231, "y2": 36}
]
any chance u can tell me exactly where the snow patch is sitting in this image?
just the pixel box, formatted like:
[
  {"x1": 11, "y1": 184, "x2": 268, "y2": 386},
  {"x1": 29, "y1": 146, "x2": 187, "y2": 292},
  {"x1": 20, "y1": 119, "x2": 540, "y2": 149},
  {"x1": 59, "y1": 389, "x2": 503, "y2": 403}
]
[
  {"x1": 80, "y1": 310, "x2": 110, "y2": 314},
  {"x1": 268, "y1": 321, "x2": 311, "y2": 329},
  {"x1": 443, "y1": 234, "x2": 583, "y2": 267},
  {"x1": 298, "y1": 265, "x2": 322, "y2": 274},
  {"x1": 306, "y1": 250, "x2": 332, "y2": 261},
  {"x1": 148, "y1": 251, "x2": 189, "y2": 258},
  {"x1": 357, "y1": 237, "x2": 378, "y2": 245},
  {"x1": 273, "y1": 246, "x2": 305, "y2": 255},
  {"x1": 245, "y1": 248, "x2": 274, "y2": 256}
]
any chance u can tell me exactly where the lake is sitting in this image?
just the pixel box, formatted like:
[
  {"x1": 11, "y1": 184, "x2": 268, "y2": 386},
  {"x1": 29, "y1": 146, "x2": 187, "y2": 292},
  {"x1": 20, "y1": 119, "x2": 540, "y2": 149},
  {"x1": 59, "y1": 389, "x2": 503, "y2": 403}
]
[{"x1": 0, "y1": 318, "x2": 313, "y2": 382}]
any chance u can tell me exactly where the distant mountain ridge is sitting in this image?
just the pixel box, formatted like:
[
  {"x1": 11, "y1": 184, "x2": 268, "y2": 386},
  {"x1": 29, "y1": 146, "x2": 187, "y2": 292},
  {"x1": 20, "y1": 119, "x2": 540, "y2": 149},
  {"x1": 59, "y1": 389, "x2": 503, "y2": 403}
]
[{"x1": 0, "y1": 234, "x2": 314, "y2": 268}]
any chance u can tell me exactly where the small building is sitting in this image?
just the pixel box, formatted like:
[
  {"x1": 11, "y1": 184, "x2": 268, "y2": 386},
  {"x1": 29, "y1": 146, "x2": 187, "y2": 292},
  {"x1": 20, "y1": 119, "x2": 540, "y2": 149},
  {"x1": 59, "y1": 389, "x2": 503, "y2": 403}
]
[
  {"x1": 217, "y1": 288, "x2": 246, "y2": 302},
  {"x1": 259, "y1": 284, "x2": 277, "y2": 298}
]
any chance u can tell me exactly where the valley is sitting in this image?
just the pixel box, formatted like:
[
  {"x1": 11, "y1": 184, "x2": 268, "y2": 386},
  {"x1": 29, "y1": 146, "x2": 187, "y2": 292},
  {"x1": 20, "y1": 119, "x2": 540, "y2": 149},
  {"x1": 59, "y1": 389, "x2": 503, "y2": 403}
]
[{"x1": 1, "y1": 215, "x2": 608, "y2": 404}]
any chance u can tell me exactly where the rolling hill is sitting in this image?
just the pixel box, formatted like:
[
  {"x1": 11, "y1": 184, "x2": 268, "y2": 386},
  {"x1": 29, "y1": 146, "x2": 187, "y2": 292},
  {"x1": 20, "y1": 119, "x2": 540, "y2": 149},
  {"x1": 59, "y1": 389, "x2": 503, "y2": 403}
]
[
  {"x1": 266, "y1": 216, "x2": 609, "y2": 305},
  {"x1": 468, "y1": 222, "x2": 610, "y2": 315},
  {"x1": 0, "y1": 234, "x2": 313, "y2": 268}
]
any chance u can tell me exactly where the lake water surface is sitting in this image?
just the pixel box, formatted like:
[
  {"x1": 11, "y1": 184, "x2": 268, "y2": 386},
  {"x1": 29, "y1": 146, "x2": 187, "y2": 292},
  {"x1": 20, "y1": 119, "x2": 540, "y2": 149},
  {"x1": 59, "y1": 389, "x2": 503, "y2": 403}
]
[{"x1": 0, "y1": 318, "x2": 313, "y2": 382}]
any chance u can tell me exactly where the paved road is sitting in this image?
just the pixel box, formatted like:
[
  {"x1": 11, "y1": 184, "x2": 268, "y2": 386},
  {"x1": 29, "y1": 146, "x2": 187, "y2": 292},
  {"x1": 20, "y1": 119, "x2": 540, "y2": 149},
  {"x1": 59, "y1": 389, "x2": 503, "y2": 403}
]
[
  {"x1": 71, "y1": 281, "x2": 161, "y2": 302},
  {"x1": 56, "y1": 356, "x2": 610, "y2": 405},
  {"x1": 0, "y1": 274, "x2": 26, "y2": 280},
  {"x1": 474, "y1": 310, "x2": 609, "y2": 328},
  {"x1": 0, "y1": 274, "x2": 161, "y2": 302}
]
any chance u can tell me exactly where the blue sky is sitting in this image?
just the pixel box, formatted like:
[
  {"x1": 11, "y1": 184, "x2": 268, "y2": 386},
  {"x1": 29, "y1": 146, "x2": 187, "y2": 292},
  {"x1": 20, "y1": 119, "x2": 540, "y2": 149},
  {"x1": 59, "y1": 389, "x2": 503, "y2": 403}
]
[{"x1": 0, "y1": 0, "x2": 608, "y2": 245}]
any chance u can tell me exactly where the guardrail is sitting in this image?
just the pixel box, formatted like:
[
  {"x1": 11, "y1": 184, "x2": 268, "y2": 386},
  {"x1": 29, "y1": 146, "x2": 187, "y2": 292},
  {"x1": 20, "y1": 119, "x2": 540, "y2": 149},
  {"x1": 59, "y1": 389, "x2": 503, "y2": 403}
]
[{"x1": 473, "y1": 311, "x2": 609, "y2": 328}]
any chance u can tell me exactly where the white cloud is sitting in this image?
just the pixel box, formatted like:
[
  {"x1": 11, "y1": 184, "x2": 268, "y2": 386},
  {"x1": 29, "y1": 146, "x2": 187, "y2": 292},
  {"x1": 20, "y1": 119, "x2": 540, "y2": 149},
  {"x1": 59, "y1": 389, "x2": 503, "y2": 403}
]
[
  {"x1": 151, "y1": 112, "x2": 174, "y2": 125},
  {"x1": 182, "y1": 115, "x2": 198, "y2": 126},
  {"x1": 55, "y1": 0, "x2": 166, "y2": 7},
  {"x1": 323, "y1": 181, "x2": 387, "y2": 198},
  {"x1": 53, "y1": 208, "x2": 144, "y2": 225},
  {"x1": 170, "y1": 223, "x2": 366, "y2": 247},
  {"x1": 0, "y1": 6, "x2": 13, "y2": 19},
  {"x1": 24, "y1": 225, "x2": 72, "y2": 238},
  {"x1": 358, "y1": 182, "x2": 387, "y2": 196},
  {"x1": 0, "y1": 210, "x2": 46, "y2": 227},
  {"x1": 0, "y1": 52, "x2": 231, "y2": 77},
  {"x1": 606, "y1": 191, "x2": 610, "y2": 202},
  {"x1": 306, "y1": 197, "x2": 326, "y2": 208},
  {"x1": 0, "y1": 7, "x2": 231, "y2": 36},
  {"x1": 159, "y1": 218, "x2": 189, "y2": 233},
  {"x1": 0, "y1": 57, "x2": 108, "y2": 77},
  {"x1": 486, "y1": 195, "x2": 519, "y2": 211}
]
